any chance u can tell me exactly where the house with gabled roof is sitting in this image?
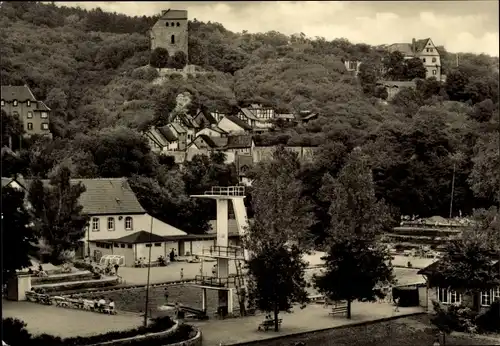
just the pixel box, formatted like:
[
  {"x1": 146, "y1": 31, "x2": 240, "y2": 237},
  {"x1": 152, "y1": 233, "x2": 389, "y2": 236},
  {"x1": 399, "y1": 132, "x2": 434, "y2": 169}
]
[
  {"x1": 217, "y1": 115, "x2": 253, "y2": 134},
  {"x1": 192, "y1": 108, "x2": 218, "y2": 128},
  {"x1": 418, "y1": 257, "x2": 500, "y2": 313},
  {"x1": 387, "y1": 37, "x2": 442, "y2": 80},
  {"x1": 235, "y1": 104, "x2": 276, "y2": 132},
  {"x1": 1, "y1": 85, "x2": 52, "y2": 139}
]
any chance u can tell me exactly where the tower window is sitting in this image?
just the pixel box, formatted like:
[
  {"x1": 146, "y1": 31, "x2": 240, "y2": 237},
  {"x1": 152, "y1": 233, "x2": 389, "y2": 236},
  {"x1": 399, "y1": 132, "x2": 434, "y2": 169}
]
[
  {"x1": 171, "y1": 35, "x2": 175, "y2": 44},
  {"x1": 171, "y1": 22, "x2": 174, "y2": 26},
  {"x1": 165, "y1": 22, "x2": 169, "y2": 27},
  {"x1": 176, "y1": 22, "x2": 180, "y2": 27}
]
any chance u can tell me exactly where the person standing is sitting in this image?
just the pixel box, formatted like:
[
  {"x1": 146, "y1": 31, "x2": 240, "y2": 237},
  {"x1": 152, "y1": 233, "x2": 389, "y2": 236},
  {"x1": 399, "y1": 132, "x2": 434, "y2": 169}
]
[
  {"x1": 114, "y1": 263, "x2": 119, "y2": 275},
  {"x1": 169, "y1": 249, "x2": 175, "y2": 263},
  {"x1": 164, "y1": 287, "x2": 169, "y2": 304},
  {"x1": 180, "y1": 268, "x2": 184, "y2": 281}
]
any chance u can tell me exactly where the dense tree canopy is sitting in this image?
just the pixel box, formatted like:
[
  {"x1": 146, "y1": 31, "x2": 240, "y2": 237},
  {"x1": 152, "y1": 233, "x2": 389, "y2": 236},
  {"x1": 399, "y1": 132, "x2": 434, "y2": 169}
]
[{"x1": 1, "y1": 1, "x2": 498, "y2": 235}]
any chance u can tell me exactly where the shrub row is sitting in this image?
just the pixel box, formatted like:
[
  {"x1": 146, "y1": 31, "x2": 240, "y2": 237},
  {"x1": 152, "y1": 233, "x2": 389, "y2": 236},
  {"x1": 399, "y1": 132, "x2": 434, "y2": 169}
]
[
  {"x1": 2, "y1": 316, "x2": 185, "y2": 346},
  {"x1": 38, "y1": 277, "x2": 119, "y2": 293},
  {"x1": 31, "y1": 271, "x2": 94, "y2": 285},
  {"x1": 433, "y1": 300, "x2": 500, "y2": 334}
]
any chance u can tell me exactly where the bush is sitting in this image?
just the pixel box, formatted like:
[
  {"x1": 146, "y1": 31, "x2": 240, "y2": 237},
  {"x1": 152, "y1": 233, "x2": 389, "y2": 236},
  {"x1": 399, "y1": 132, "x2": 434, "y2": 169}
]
[
  {"x1": 431, "y1": 301, "x2": 479, "y2": 334},
  {"x1": 476, "y1": 300, "x2": 500, "y2": 333},
  {"x1": 150, "y1": 48, "x2": 169, "y2": 68},
  {"x1": 73, "y1": 261, "x2": 94, "y2": 272},
  {"x1": 3, "y1": 316, "x2": 176, "y2": 346},
  {"x1": 168, "y1": 51, "x2": 187, "y2": 69}
]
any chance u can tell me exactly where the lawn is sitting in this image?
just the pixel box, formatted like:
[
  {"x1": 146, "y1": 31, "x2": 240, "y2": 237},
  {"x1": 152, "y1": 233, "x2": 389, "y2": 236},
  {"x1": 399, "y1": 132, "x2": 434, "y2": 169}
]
[{"x1": 237, "y1": 315, "x2": 500, "y2": 346}]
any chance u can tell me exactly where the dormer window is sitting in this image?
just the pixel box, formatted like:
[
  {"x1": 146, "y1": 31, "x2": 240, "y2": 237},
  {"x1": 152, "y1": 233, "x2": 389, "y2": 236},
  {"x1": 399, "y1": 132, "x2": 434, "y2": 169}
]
[
  {"x1": 13, "y1": 100, "x2": 18, "y2": 107},
  {"x1": 27, "y1": 100, "x2": 31, "y2": 107}
]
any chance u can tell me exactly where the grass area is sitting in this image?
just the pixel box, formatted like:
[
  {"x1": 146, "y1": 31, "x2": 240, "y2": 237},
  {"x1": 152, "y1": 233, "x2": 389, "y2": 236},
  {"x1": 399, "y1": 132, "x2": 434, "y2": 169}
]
[
  {"x1": 239, "y1": 315, "x2": 499, "y2": 346},
  {"x1": 74, "y1": 284, "x2": 239, "y2": 315}
]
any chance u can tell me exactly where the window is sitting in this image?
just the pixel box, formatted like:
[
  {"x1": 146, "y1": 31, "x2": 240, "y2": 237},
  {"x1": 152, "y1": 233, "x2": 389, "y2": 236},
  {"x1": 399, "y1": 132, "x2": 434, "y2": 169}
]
[
  {"x1": 430, "y1": 48, "x2": 433, "y2": 52},
  {"x1": 437, "y1": 288, "x2": 461, "y2": 304},
  {"x1": 481, "y1": 291, "x2": 491, "y2": 306},
  {"x1": 27, "y1": 123, "x2": 33, "y2": 130},
  {"x1": 154, "y1": 243, "x2": 162, "y2": 247},
  {"x1": 176, "y1": 22, "x2": 180, "y2": 27},
  {"x1": 432, "y1": 70, "x2": 437, "y2": 75},
  {"x1": 41, "y1": 112, "x2": 48, "y2": 118},
  {"x1": 114, "y1": 243, "x2": 119, "y2": 247},
  {"x1": 171, "y1": 22, "x2": 174, "y2": 26},
  {"x1": 171, "y1": 35, "x2": 175, "y2": 44},
  {"x1": 13, "y1": 111, "x2": 19, "y2": 117},
  {"x1": 27, "y1": 100, "x2": 31, "y2": 107},
  {"x1": 107, "y1": 217, "x2": 115, "y2": 231},
  {"x1": 13, "y1": 100, "x2": 18, "y2": 106},
  {"x1": 41, "y1": 123, "x2": 49, "y2": 130},
  {"x1": 92, "y1": 217, "x2": 100, "y2": 231},
  {"x1": 120, "y1": 244, "x2": 125, "y2": 248},
  {"x1": 127, "y1": 244, "x2": 133, "y2": 249},
  {"x1": 422, "y1": 58, "x2": 426, "y2": 63},
  {"x1": 27, "y1": 111, "x2": 33, "y2": 118},
  {"x1": 145, "y1": 244, "x2": 152, "y2": 248},
  {"x1": 1, "y1": 100, "x2": 4, "y2": 106},
  {"x1": 165, "y1": 22, "x2": 169, "y2": 27},
  {"x1": 125, "y1": 217, "x2": 133, "y2": 230},
  {"x1": 432, "y1": 57, "x2": 437, "y2": 63}
]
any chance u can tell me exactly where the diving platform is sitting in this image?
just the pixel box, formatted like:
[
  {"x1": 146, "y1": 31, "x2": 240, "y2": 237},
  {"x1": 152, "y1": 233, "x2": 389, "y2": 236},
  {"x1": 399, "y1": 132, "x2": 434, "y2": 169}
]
[
  {"x1": 191, "y1": 186, "x2": 246, "y2": 199},
  {"x1": 197, "y1": 245, "x2": 245, "y2": 260}
]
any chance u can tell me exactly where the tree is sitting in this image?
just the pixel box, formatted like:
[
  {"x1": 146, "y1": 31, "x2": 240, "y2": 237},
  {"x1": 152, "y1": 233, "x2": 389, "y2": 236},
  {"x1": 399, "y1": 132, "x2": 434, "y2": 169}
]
[
  {"x1": 313, "y1": 149, "x2": 395, "y2": 319},
  {"x1": 245, "y1": 147, "x2": 313, "y2": 330},
  {"x1": 430, "y1": 301, "x2": 454, "y2": 346},
  {"x1": 28, "y1": 166, "x2": 88, "y2": 264},
  {"x1": 150, "y1": 47, "x2": 169, "y2": 68},
  {"x1": 1, "y1": 186, "x2": 37, "y2": 279},
  {"x1": 445, "y1": 69, "x2": 470, "y2": 102},
  {"x1": 382, "y1": 51, "x2": 406, "y2": 81},
  {"x1": 246, "y1": 243, "x2": 309, "y2": 331},
  {"x1": 358, "y1": 62, "x2": 378, "y2": 96},
  {"x1": 168, "y1": 51, "x2": 187, "y2": 69},
  {"x1": 1, "y1": 109, "x2": 24, "y2": 150},
  {"x1": 405, "y1": 58, "x2": 427, "y2": 80}
]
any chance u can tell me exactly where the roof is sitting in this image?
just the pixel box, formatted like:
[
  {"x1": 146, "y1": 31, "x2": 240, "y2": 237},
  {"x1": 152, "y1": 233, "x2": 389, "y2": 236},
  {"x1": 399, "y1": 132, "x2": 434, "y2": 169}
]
[
  {"x1": 24, "y1": 178, "x2": 145, "y2": 215},
  {"x1": 223, "y1": 115, "x2": 253, "y2": 131},
  {"x1": 239, "y1": 108, "x2": 259, "y2": 121},
  {"x1": 158, "y1": 125, "x2": 177, "y2": 142},
  {"x1": 277, "y1": 113, "x2": 296, "y2": 120},
  {"x1": 194, "y1": 109, "x2": 218, "y2": 126},
  {"x1": 414, "y1": 38, "x2": 430, "y2": 53},
  {"x1": 387, "y1": 43, "x2": 414, "y2": 56},
  {"x1": 1, "y1": 177, "x2": 26, "y2": 189},
  {"x1": 169, "y1": 122, "x2": 187, "y2": 134},
  {"x1": 418, "y1": 258, "x2": 500, "y2": 277},
  {"x1": 197, "y1": 134, "x2": 227, "y2": 149},
  {"x1": 1, "y1": 85, "x2": 37, "y2": 102},
  {"x1": 227, "y1": 135, "x2": 253, "y2": 149},
  {"x1": 107, "y1": 230, "x2": 167, "y2": 244},
  {"x1": 146, "y1": 127, "x2": 168, "y2": 148},
  {"x1": 160, "y1": 9, "x2": 188, "y2": 19},
  {"x1": 36, "y1": 101, "x2": 51, "y2": 111}
]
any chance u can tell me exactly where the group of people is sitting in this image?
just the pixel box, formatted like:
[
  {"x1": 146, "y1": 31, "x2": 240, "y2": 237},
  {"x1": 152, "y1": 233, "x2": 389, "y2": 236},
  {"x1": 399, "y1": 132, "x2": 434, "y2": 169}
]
[{"x1": 84, "y1": 296, "x2": 115, "y2": 314}]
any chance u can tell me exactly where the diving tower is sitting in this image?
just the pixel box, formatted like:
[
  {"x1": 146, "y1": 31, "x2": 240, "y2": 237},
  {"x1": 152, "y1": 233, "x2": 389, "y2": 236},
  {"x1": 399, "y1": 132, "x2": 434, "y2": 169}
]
[{"x1": 190, "y1": 186, "x2": 249, "y2": 317}]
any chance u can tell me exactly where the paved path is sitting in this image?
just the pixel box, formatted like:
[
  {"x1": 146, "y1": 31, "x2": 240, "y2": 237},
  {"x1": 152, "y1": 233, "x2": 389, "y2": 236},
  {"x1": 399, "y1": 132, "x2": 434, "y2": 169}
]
[
  {"x1": 2, "y1": 300, "x2": 142, "y2": 338},
  {"x1": 191, "y1": 301, "x2": 424, "y2": 346}
]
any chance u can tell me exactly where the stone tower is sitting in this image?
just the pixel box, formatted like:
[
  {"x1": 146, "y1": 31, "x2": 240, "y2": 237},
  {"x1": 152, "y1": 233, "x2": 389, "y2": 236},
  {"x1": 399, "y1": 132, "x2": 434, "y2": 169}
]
[{"x1": 150, "y1": 9, "x2": 188, "y2": 62}]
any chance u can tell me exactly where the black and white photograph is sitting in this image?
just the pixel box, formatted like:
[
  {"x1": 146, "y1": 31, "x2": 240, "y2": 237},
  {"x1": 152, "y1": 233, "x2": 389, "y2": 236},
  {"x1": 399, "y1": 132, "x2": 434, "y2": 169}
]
[{"x1": 1, "y1": 1, "x2": 499, "y2": 345}]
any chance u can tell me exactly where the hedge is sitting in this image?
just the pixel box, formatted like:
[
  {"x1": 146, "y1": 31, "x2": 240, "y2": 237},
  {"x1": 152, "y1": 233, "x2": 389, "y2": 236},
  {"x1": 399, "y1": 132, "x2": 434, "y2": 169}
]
[
  {"x1": 36, "y1": 277, "x2": 119, "y2": 293},
  {"x1": 2, "y1": 316, "x2": 180, "y2": 346},
  {"x1": 31, "y1": 271, "x2": 94, "y2": 285}
]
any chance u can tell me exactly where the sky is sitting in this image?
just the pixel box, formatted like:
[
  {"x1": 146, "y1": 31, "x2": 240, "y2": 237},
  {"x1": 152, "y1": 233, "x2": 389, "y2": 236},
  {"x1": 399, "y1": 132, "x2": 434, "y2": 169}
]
[{"x1": 56, "y1": 1, "x2": 499, "y2": 56}]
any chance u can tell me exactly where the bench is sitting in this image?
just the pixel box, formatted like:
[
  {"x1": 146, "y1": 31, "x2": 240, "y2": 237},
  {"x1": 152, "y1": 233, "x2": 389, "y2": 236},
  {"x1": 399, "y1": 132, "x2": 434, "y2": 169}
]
[
  {"x1": 328, "y1": 303, "x2": 348, "y2": 317},
  {"x1": 258, "y1": 318, "x2": 282, "y2": 331}
]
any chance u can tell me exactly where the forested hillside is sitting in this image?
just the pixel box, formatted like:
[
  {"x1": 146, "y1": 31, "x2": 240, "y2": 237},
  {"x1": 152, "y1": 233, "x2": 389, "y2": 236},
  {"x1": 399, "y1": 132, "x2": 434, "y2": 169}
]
[{"x1": 1, "y1": 2, "x2": 498, "y2": 239}]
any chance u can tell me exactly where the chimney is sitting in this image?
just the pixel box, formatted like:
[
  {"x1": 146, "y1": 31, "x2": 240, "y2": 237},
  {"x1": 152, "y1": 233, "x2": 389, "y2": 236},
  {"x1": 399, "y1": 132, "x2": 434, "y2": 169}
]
[{"x1": 412, "y1": 38, "x2": 416, "y2": 53}]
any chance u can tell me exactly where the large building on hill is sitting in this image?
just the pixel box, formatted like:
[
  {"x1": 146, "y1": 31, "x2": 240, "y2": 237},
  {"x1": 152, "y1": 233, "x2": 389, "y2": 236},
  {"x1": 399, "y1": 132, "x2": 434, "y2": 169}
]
[
  {"x1": 150, "y1": 9, "x2": 188, "y2": 62},
  {"x1": 1, "y1": 84, "x2": 51, "y2": 139},
  {"x1": 387, "y1": 38, "x2": 442, "y2": 80}
]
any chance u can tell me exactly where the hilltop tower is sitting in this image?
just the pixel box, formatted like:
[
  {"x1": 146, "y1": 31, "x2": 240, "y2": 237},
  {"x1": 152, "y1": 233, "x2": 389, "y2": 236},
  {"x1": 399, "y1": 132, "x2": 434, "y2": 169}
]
[{"x1": 150, "y1": 9, "x2": 188, "y2": 62}]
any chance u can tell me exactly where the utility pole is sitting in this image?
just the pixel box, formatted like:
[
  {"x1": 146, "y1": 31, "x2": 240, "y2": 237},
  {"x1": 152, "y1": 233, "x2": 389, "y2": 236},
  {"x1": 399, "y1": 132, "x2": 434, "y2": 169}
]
[
  {"x1": 449, "y1": 162, "x2": 456, "y2": 219},
  {"x1": 143, "y1": 216, "x2": 154, "y2": 327}
]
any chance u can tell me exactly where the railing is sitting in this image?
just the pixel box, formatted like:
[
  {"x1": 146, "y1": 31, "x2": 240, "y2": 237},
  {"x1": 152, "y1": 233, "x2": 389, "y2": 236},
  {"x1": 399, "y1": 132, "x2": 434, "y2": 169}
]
[
  {"x1": 202, "y1": 245, "x2": 244, "y2": 259},
  {"x1": 194, "y1": 275, "x2": 236, "y2": 287},
  {"x1": 204, "y1": 186, "x2": 245, "y2": 196}
]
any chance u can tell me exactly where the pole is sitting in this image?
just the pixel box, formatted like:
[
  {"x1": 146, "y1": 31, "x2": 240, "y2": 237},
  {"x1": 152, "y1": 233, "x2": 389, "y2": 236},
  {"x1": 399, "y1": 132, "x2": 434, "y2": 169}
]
[
  {"x1": 449, "y1": 162, "x2": 456, "y2": 219},
  {"x1": 143, "y1": 216, "x2": 154, "y2": 327}
]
